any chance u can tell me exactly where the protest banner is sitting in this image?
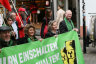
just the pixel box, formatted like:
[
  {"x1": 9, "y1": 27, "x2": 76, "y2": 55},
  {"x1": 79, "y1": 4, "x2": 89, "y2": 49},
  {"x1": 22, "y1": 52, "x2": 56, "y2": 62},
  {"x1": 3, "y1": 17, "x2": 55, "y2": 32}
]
[{"x1": 0, "y1": 31, "x2": 84, "y2": 64}]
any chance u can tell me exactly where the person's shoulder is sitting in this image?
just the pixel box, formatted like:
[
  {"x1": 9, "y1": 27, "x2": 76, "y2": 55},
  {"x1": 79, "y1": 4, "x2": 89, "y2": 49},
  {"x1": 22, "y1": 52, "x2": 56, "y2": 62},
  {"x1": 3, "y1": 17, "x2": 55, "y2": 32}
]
[
  {"x1": 63, "y1": 10, "x2": 65, "y2": 14},
  {"x1": 45, "y1": 31, "x2": 52, "y2": 38},
  {"x1": 61, "y1": 9, "x2": 65, "y2": 13},
  {"x1": 57, "y1": 9, "x2": 61, "y2": 13},
  {"x1": 58, "y1": 9, "x2": 64, "y2": 12},
  {"x1": 59, "y1": 20, "x2": 66, "y2": 26},
  {"x1": 16, "y1": 13, "x2": 21, "y2": 20},
  {"x1": 34, "y1": 36, "x2": 38, "y2": 41},
  {"x1": 60, "y1": 20, "x2": 65, "y2": 23},
  {"x1": 10, "y1": 39, "x2": 16, "y2": 46},
  {"x1": 16, "y1": 16, "x2": 19, "y2": 20},
  {"x1": 47, "y1": 30, "x2": 52, "y2": 34},
  {"x1": 47, "y1": 30, "x2": 54, "y2": 36}
]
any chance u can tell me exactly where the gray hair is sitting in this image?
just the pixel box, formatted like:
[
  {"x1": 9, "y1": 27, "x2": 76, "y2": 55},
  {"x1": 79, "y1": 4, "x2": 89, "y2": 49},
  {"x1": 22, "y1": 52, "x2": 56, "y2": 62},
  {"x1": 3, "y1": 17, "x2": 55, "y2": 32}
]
[
  {"x1": 10, "y1": 12, "x2": 16, "y2": 16},
  {"x1": 65, "y1": 10, "x2": 72, "y2": 16},
  {"x1": 48, "y1": 20, "x2": 57, "y2": 31}
]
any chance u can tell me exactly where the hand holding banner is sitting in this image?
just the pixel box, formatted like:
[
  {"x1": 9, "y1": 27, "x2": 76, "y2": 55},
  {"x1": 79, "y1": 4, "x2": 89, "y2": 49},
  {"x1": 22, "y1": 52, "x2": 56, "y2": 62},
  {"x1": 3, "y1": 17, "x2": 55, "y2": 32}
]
[{"x1": 0, "y1": 31, "x2": 84, "y2": 64}]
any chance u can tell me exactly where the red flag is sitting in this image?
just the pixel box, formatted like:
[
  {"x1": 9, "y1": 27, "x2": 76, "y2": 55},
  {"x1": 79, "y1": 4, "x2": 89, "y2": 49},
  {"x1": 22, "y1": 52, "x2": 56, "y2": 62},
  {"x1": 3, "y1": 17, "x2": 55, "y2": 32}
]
[{"x1": 0, "y1": 0, "x2": 12, "y2": 11}]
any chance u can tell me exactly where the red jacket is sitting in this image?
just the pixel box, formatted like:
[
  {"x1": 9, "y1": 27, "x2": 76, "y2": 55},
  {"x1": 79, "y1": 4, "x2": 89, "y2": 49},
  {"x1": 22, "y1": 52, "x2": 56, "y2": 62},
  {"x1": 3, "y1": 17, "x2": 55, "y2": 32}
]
[{"x1": 16, "y1": 14, "x2": 25, "y2": 38}]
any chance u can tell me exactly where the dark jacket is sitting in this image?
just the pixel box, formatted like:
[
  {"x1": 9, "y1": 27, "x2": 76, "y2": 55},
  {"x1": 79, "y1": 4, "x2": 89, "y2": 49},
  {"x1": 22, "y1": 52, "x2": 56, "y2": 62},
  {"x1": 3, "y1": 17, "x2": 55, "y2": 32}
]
[
  {"x1": 41, "y1": 17, "x2": 51, "y2": 38},
  {"x1": 59, "y1": 20, "x2": 74, "y2": 34},
  {"x1": 45, "y1": 30, "x2": 59, "y2": 38},
  {"x1": 59, "y1": 20, "x2": 68, "y2": 34},
  {"x1": 16, "y1": 35, "x2": 38, "y2": 45},
  {"x1": 0, "y1": 39, "x2": 15, "y2": 49}
]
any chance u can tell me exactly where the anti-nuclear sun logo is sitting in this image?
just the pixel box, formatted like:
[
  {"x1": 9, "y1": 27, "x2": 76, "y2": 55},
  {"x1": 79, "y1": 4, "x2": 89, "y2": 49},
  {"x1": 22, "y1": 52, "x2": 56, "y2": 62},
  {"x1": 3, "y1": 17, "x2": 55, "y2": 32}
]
[{"x1": 61, "y1": 40, "x2": 77, "y2": 64}]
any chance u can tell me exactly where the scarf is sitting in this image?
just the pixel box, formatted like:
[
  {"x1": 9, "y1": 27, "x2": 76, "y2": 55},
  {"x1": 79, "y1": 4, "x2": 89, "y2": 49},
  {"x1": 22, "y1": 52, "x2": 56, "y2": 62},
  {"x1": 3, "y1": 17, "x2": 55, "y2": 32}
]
[
  {"x1": 27, "y1": 36, "x2": 38, "y2": 43},
  {"x1": 64, "y1": 18, "x2": 74, "y2": 31}
]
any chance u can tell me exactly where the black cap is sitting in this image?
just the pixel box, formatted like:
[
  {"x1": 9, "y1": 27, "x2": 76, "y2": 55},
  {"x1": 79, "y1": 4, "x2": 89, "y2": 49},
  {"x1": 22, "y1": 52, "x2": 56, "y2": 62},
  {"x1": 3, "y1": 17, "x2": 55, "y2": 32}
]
[{"x1": 0, "y1": 26, "x2": 11, "y2": 31}]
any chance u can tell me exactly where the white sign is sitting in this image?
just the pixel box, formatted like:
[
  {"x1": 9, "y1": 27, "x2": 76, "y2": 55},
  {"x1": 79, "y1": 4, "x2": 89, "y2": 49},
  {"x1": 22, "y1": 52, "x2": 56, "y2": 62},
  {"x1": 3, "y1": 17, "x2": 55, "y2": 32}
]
[{"x1": 0, "y1": 14, "x2": 3, "y2": 27}]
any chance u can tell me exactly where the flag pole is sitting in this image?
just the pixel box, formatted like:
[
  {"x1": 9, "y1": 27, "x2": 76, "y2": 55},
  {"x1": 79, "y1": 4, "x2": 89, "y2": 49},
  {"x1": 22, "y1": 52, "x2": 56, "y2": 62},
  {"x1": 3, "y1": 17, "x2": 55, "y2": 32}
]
[
  {"x1": 10, "y1": 0, "x2": 23, "y2": 25},
  {"x1": 82, "y1": 0, "x2": 86, "y2": 53}
]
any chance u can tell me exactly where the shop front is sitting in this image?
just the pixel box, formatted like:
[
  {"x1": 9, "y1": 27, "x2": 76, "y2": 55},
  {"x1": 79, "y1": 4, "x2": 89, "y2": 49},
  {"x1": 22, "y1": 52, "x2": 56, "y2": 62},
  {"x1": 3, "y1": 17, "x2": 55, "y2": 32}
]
[{"x1": 16, "y1": 0, "x2": 50, "y2": 23}]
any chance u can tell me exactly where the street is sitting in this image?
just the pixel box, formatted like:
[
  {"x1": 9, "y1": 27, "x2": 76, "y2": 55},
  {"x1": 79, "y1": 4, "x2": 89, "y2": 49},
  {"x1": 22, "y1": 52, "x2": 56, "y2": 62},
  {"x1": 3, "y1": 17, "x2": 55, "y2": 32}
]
[
  {"x1": 80, "y1": 39, "x2": 96, "y2": 64},
  {"x1": 84, "y1": 47, "x2": 96, "y2": 64}
]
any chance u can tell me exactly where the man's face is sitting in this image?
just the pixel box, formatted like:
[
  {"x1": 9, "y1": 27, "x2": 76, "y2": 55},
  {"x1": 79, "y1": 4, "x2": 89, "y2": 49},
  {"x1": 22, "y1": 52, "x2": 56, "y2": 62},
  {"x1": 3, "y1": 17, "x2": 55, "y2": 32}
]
[
  {"x1": 0, "y1": 31, "x2": 10, "y2": 42},
  {"x1": 20, "y1": 11, "x2": 25, "y2": 15},
  {"x1": 11, "y1": 13, "x2": 16, "y2": 21},
  {"x1": 20, "y1": 11, "x2": 26, "y2": 19},
  {"x1": 66, "y1": 11, "x2": 72, "y2": 20}
]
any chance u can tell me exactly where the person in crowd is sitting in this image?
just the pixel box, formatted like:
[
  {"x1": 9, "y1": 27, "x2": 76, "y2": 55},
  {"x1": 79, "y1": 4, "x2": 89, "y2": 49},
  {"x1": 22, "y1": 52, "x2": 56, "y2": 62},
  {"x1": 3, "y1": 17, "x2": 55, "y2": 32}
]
[
  {"x1": 0, "y1": 26, "x2": 16, "y2": 49},
  {"x1": 18, "y1": 7, "x2": 27, "y2": 26},
  {"x1": 5, "y1": 16, "x2": 13, "y2": 30},
  {"x1": 45, "y1": 20, "x2": 59, "y2": 38},
  {"x1": 16, "y1": 7, "x2": 27, "y2": 38},
  {"x1": 24, "y1": 24, "x2": 38, "y2": 42},
  {"x1": 40, "y1": 9, "x2": 52, "y2": 38},
  {"x1": 10, "y1": 12, "x2": 19, "y2": 40},
  {"x1": 16, "y1": 24, "x2": 38, "y2": 45},
  {"x1": 56, "y1": 4, "x2": 65, "y2": 29},
  {"x1": 59, "y1": 10, "x2": 78, "y2": 34},
  {"x1": 30, "y1": 2, "x2": 38, "y2": 24},
  {"x1": 5, "y1": 16, "x2": 17, "y2": 40}
]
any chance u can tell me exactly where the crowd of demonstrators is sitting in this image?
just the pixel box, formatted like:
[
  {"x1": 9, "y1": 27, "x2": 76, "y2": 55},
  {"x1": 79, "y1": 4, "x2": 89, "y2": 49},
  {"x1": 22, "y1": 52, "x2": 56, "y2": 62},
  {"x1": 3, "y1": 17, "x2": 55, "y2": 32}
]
[
  {"x1": 0, "y1": 5, "x2": 78, "y2": 50},
  {"x1": 42, "y1": 10, "x2": 78, "y2": 39},
  {"x1": 45, "y1": 20, "x2": 59, "y2": 38},
  {"x1": 56, "y1": 5, "x2": 65, "y2": 29},
  {"x1": 0, "y1": 7, "x2": 40, "y2": 50},
  {"x1": 40, "y1": 9, "x2": 52, "y2": 38}
]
